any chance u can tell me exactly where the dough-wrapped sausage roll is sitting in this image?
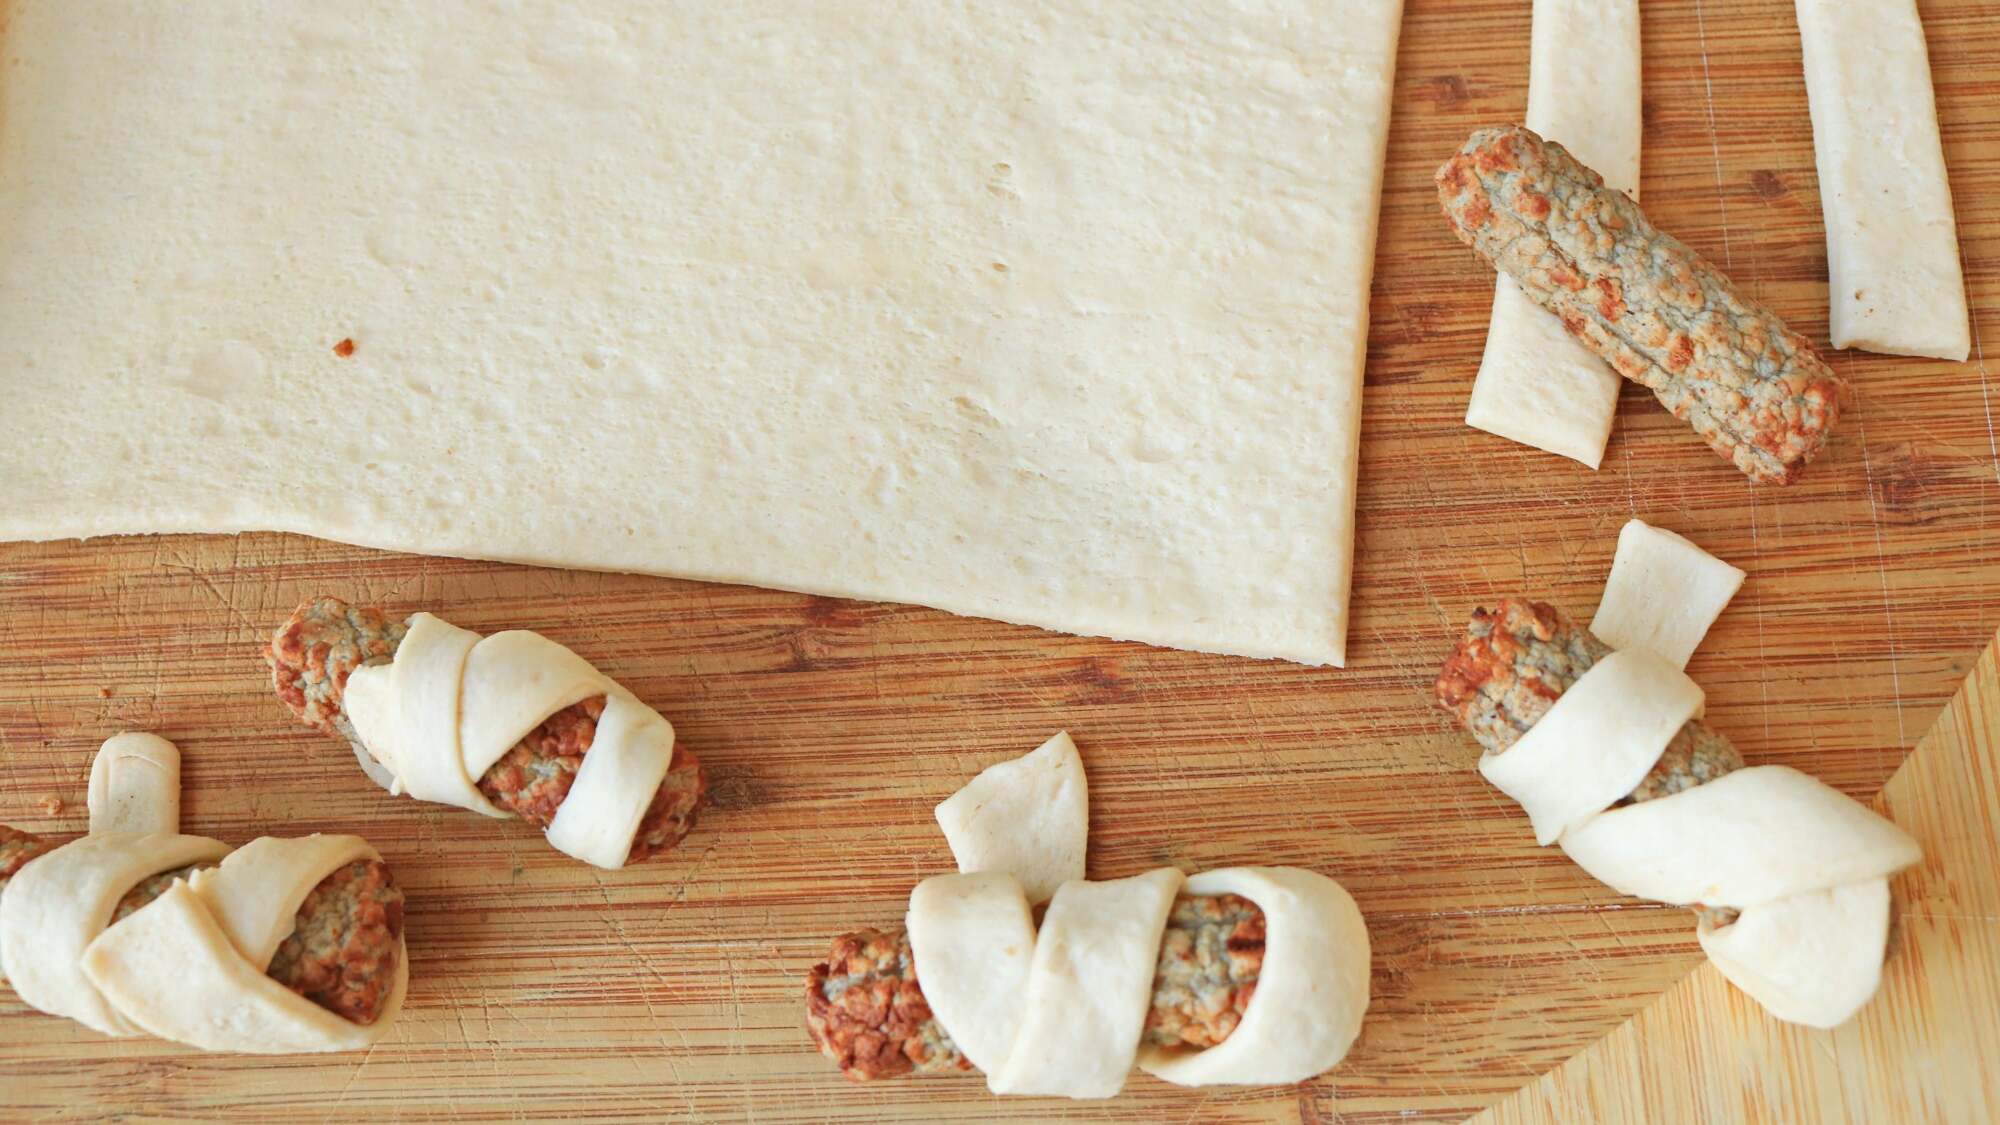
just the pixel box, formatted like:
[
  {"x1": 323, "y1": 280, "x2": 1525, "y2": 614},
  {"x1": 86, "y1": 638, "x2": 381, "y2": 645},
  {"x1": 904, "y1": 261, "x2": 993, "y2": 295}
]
[
  {"x1": 808, "y1": 867, "x2": 1368, "y2": 1096},
  {"x1": 0, "y1": 735, "x2": 406, "y2": 1051},
  {"x1": 1437, "y1": 125, "x2": 1845, "y2": 484},
  {"x1": 1436, "y1": 599, "x2": 1921, "y2": 1027},
  {"x1": 808, "y1": 891, "x2": 1266, "y2": 1080},
  {"x1": 267, "y1": 598, "x2": 704, "y2": 869}
]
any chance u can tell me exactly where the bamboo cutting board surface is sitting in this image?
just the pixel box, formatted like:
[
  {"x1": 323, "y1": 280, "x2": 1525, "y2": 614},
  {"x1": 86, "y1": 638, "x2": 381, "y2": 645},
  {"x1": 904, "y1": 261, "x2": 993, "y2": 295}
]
[{"x1": 1, "y1": 0, "x2": 1997, "y2": 1119}]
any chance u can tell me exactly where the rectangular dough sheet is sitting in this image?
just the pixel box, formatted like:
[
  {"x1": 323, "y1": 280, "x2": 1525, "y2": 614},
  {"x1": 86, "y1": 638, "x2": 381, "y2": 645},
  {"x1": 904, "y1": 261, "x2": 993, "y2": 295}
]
[
  {"x1": 1795, "y1": 0, "x2": 1969, "y2": 361},
  {"x1": 0, "y1": 1, "x2": 1405, "y2": 666},
  {"x1": 1463, "y1": 0, "x2": 1639, "y2": 467}
]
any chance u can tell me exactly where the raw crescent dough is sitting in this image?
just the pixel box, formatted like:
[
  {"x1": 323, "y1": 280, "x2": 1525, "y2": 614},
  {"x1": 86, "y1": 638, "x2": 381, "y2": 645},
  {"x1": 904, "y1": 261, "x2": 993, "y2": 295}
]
[
  {"x1": 0, "y1": 1, "x2": 1408, "y2": 668},
  {"x1": 1464, "y1": 0, "x2": 1639, "y2": 466},
  {"x1": 1796, "y1": 0, "x2": 1969, "y2": 360},
  {"x1": 87, "y1": 732, "x2": 182, "y2": 835},
  {"x1": 1479, "y1": 649, "x2": 1704, "y2": 845},
  {"x1": 986, "y1": 867, "x2": 1184, "y2": 1098},
  {"x1": 934, "y1": 732, "x2": 1088, "y2": 903},
  {"x1": 82, "y1": 875, "x2": 408, "y2": 1054},
  {"x1": 345, "y1": 613, "x2": 677, "y2": 868},
  {"x1": 0, "y1": 832, "x2": 232, "y2": 1035},
  {"x1": 1558, "y1": 765, "x2": 1921, "y2": 908},
  {"x1": 904, "y1": 872, "x2": 1037, "y2": 1076},
  {"x1": 0, "y1": 735, "x2": 408, "y2": 1051},
  {"x1": 1590, "y1": 520, "x2": 1746, "y2": 669},
  {"x1": 1698, "y1": 877, "x2": 1892, "y2": 1029},
  {"x1": 1138, "y1": 867, "x2": 1370, "y2": 1087}
]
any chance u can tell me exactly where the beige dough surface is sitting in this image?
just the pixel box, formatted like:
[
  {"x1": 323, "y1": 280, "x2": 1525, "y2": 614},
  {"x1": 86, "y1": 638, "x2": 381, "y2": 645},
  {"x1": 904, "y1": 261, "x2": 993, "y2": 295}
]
[{"x1": 0, "y1": 0, "x2": 1405, "y2": 666}]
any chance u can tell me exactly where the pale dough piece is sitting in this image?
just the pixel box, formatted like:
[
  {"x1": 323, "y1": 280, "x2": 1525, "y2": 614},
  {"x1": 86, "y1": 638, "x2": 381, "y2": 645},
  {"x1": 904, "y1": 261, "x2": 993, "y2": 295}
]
[
  {"x1": 1480, "y1": 650, "x2": 1704, "y2": 845},
  {"x1": 87, "y1": 732, "x2": 182, "y2": 835},
  {"x1": 1559, "y1": 765, "x2": 1922, "y2": 908},
  {"x1": 987, "y1": 867, "x2": 1184, "y2": 1098},
  {"x1": 344, "y1": 612, "x2": 677, "y2": 868},
  {"x1": 0, "y1": 833, "x2": 231, "y2": 1035},
  {"x1": 1138, "y1": 867, "x2": 1370, "y2": 1086},
  {"x1": 934, "y1": 732, "x2": 1088, "y2": 903},
  {"x1": 343, "y1": 612, "x2": 498, "y2": 816},
  {"x1": 1464, "y1": 0, "x2": 1639, "y2": 466},
  {"x1": 1590, "y1": 520, "x2": 1746, "y2": 669},
  {"x1": 1795, "y1": 0, "x2": 1970, "y2": 360},
  {"x1": 189, "y1": 835, "x2": 380, "y2": 967},
  {"x1": 82, "y1": 877, "x2": 408, "y2": 1054},
  {"x1": 1699, "y1": 877, "x2": 1891, "y2": 1030},
  {"x1": 904, "y1": 872, "x2": 1038, "y2": 1076},
  {"x1": 0, "y1": 1, "x2": 1408, "y2": 667},
  {"x1": 545, "y1": 693, "x2": 677, "y2": 869}
]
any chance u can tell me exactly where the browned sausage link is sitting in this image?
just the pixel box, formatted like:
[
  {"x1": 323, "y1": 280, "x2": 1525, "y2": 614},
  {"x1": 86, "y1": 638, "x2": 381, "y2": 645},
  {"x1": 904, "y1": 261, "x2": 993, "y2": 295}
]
[
  {"x1": 0, "y1": 825, "x2": 405, "y2": 1026},
  {"x1": 1433, "y1": 598, "x2": 1741, "y2": 925},
  {"x1": 805, "y1": 893, "x2": 1265, "y2": 1081},
  {"x1": 1436, "y1": 126, "x2": 1844, "y2": 485},
  {"x1": 265, "y1": 597, "x2": 705, "y2": 864}
]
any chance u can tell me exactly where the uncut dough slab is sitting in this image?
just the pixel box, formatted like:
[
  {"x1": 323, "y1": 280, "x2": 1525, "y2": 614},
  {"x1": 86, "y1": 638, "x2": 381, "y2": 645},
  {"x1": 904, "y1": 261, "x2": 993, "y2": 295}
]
[{"x1": 0, "y1": 1, "x2": 1404, "y2": 666}]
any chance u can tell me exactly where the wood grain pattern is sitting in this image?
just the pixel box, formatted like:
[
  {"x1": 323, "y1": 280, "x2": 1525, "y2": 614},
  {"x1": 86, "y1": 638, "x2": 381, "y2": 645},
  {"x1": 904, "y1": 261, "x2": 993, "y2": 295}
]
[
  {"x1": 1479, "y1": 626, "x2": 2000, "y2": 1125},
  {"x1": 0, "y1": 0, "x2": 1996, "y2": 1119}
]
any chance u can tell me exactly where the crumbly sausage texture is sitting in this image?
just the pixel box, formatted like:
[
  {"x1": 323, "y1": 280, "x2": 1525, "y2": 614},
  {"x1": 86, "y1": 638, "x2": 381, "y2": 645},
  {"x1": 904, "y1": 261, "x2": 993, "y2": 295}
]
[
  {"x1": 0, "y1": 827, "x2": 405, "y2": 1026},
  {"x1": 1434, "y1": 598, "x2": 1742, "y2": 924},
  {"x1": 805, "y1": 893, "x2": 1267, "y2": 1081},
  {"x1": 1437, "y1": 126, "x2": 1844, "y2": 484},
  {"x1": 266, "y1": 598, "x2": 705, "y2": 864}
]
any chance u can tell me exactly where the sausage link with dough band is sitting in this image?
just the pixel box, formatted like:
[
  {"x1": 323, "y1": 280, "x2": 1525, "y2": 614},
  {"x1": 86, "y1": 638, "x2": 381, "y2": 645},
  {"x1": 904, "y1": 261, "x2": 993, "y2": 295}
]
[
  {"x1": 805, "y1": 893, "x2": 1265, "y2": 1081},
  {"x1": 266, "y1": 598, "x2": 705, "y2": 866},
  {"x1": 1437, "y1": 125, "x2": 1845, "y2": 484}
]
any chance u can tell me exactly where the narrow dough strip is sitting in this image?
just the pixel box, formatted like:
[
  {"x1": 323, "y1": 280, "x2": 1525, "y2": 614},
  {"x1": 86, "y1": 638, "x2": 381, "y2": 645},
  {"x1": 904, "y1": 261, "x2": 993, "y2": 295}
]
[
  {"x1": 1795, "y1": 0, "x2": 1969, "y2": 360},
  {"x1": 544, "y1": 693, "x2": 675, "y2": 870},
  {"x1": 986, "y1": 867, "x2": 1184, "y2": 1098},
  {"x1": 87, "y1": 732, "x2": 182, "y2": 835},
  {"x1": 189, "y1": 835, "x2": 382, "y2": 968},
  {"x1": 1697, "y1": 877, "x2": 1891, "y2": 1029},
  {"x1": 1464, "y1": 0, "x2": 1640, "y2": 465},
  {"x1": 1137, "y1": 867, "x2": 1370, "y2": 1087},
  {"x1": 904, "y1": 872, "x2": 1038, "y2": 1076},
  {"x1": 1590, "y1": 519, "x2": 1745, "y2": 669},
  {"x1": 1479, "y1": 649, "x2": 1705, "y2": 845},
  {"x1": 1559, "y1": 765, "x2": 1922, "y2": 908},
  {"x1": 934, "y1": 731, "x2": 1088, "y2": 904}
]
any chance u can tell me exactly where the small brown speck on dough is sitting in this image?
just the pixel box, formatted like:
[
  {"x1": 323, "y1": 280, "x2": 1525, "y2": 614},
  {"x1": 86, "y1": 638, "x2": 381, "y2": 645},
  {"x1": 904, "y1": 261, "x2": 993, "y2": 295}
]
[{"x1": 333, "y1": 338, "x2": 356, "y2": 357}]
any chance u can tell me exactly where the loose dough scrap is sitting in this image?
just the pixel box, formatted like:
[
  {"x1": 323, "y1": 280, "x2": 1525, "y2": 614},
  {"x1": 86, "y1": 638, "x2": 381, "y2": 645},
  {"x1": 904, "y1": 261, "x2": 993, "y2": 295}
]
[
  {"x1": 1590, "y1": 519, "x2": 1746, "y2": 670},
  {"x1": 0, "y1": 1, "x2": 1406, "y2": 667},
  {"x1": 1464, "y1": 0, "x2": 1639, "y2": 466},
  {"x1": 1795, "y1": 0, "x2": 1969, "y2": 360},
  {"x1": 934, "y1": 732, "x2": 1087, "y2": 903}
]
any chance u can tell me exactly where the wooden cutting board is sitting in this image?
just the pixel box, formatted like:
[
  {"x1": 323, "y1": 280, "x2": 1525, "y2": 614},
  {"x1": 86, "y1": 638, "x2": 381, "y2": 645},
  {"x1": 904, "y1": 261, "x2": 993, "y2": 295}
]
[{"x1": 1, "y1": 0, "x2": 1996, "y2": 1119}]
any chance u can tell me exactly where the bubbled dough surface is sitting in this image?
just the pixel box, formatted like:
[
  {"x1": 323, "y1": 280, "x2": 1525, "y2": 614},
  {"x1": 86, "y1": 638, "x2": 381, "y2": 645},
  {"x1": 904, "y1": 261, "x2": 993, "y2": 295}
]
[{"x1": 0, "y1": 0, "x2": 1405, "y2": 666}]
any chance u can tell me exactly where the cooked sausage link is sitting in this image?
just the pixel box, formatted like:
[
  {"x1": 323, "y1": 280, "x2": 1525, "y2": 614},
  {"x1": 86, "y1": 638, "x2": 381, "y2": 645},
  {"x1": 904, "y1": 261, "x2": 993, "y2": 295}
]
[{"x1": 1438, "y1": 125, "x2": 1845, "y2": 484}]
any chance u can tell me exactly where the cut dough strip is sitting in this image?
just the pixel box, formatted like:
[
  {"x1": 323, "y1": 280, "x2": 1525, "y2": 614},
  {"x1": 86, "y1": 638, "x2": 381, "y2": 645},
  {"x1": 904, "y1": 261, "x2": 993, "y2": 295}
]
[
  {"x1": 1438, "y1": 524, "x2": 1921, "y2": 1027},
  {"x1": 269, "y1": 600, "x2": 702, "y2": 870},
  {"x1": 0, "y1": 734, "x2": 408, "y2": 1051},
  {"x1": 1795, "y1": 0, "x2": 1970, "y2": 360},
  {"x1": 1465, "y1": 0, "x2": 1639, "y2": 466},
  {"x1": 934, "y1": 732, "x2": 1088, "y2": 904}
]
